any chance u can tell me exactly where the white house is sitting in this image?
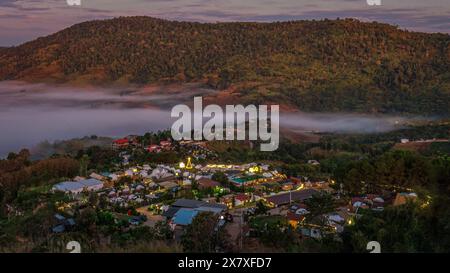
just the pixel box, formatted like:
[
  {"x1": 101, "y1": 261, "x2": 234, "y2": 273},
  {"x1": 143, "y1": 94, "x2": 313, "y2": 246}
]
[
  {"x1": 53, "y1": 178, "x2": 103, "y2": 194},
  {"x1": 150, "y1": 167, "x2": 172, "y2": 179}
]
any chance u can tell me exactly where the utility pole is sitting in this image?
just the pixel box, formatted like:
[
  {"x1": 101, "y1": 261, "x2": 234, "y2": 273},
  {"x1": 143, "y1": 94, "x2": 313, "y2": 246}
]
[{"x1": 239, "y1": 209, "x2": 243, "y2": 251}]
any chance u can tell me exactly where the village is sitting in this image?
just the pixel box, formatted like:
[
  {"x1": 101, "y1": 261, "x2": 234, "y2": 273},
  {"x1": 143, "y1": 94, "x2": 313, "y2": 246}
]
[{"x1": 47, "y1": 134, "x2": 423, "y2": 250}]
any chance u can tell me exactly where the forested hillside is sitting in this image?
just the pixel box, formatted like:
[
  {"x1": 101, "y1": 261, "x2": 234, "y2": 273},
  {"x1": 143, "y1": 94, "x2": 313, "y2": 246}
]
[{"x1": 1, "y1": 16, "x2": 449, "y2": 114}]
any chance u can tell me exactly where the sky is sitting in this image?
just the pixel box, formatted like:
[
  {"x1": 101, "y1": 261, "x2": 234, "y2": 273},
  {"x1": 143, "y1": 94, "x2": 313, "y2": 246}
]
[{"x1": 0, "y1": 0, "x2": 449, "y2": 46}]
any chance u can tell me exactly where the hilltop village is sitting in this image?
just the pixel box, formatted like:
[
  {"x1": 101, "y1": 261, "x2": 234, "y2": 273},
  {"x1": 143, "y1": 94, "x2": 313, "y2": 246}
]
[
  {"x1": 37, "y1": 133, "x2": 426, "y2": 252},
  {"x1": 1, "y1": 119, "x2": 449, "y2": 253}
]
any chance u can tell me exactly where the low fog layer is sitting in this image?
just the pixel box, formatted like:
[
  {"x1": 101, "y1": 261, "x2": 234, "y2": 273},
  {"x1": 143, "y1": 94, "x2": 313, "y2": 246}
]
[
  {"x1": 0, "y1": 81, "x2": 427, "y2": 157},
  {"x1": 279, "y1": 113, "x2": 418, "y2": 134}
]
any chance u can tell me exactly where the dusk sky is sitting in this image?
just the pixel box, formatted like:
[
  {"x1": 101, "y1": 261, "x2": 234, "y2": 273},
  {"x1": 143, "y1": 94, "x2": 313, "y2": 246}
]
[{"x1": 0, "y1": 0, "x2": 449, "y2": 46}]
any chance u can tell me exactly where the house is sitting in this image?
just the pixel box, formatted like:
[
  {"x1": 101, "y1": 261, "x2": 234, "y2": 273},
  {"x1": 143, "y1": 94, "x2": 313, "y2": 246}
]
[
  {"x1": 234, "y1": 194, "x2": 251, "y2": 206},
  {"x1": 52, "y1": 225, "x2": 66, "y2": 233},
  {"x1": 112, "y1": 138, "x2": 129, "y2": 149},
  {"x1": 307, "y1": 160, "x2": 320, "y2": 165},
  {"x1": 290, "y1": 177, "x2": 303, "y2": 185},
  {"x1": 52, "y1": 179, "x2": 103, "y2": 194},
  {"x1": 73, "y1": 176, "x2": 85, "y2": 182},
  {"x1": 146, "y1": 144, "x2": 161, "y2": 153},
  {"x1": 160, "y1": 140, "x2": 172, "y2": 149},
  {"x1": 286, "y1": 211, "x2": 305, "y2": 228},
  {"x1": 393, "y1": 192, "x2": 418, "y2": 206},
  {"x1": 139, "y1": 170, "x2": 150, "y2": 178},
  {"x1": 264, "y1": 189, "x2": 318, "y2": 207},
  {"x1": 171, "y1": 208, "x2": 199, "y2": 226},
  {"x1": 51, "y1": 214, "x2": 76, "y2": 233},
  {"x1": 126, "y1": 135, "x2": 140, "y2": 146},
  {"x1": 281, "y1": 181, "x2": 294, "y2": 191},
  {"x1": 108, "y1": 173, "x2": 119, "y2": 182},
  {"x1": 298, "y1": 215, "x2": 337, "y2": 238},
  {"x1": 197, "y1": 178, "x2": 221, "y2": 190},
  {"x1": 310, "y1": 181, "x2": 334, "y2": 193},
  {"x1": 170, "y1": 205, "x2": 225, "y2": 229},
  {"x1": 89, "y1": 172, "x2": 106, "y2": 181},
  {"x1": 201, "y1": 197, "x2": 217, "y2": 203},
  {"x1": 150, "y1": 167, "x2": 173, "y2": 180},
  {"x1": 158, "y1": 181, "x2": 179, "y2": 190},
  {"x1": 162, "y1": 198, "x2": 227, "y2": 219},
  {"x1": 78, "y1": 178, "x2": 104, "y2": 191},
  {"x1": 326, "y1": 213, "x2": 345, "y2": 232},
  {"x1": 300, "y1": 226, "x2": 323, "y2": 239},
  {"x1": 220, "y1": 194, "x2": 235, "y2": 208},
  {"x1": 172, "y1": 199, "x2": 207, "y2": 209},
  {"x1": 194, "y1": 206, "x2": 224, "y2": 214}
]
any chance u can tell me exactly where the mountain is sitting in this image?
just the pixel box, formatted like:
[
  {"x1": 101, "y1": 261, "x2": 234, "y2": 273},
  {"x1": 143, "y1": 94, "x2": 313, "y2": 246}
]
[{"x1": 1, "y1": 16, "x2": 449, "y2": 114}]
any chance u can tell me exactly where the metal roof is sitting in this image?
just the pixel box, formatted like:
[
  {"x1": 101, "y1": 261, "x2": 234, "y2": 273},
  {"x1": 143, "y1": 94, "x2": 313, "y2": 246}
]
[
  {"x1": 172, "y1": 198, "x2": 205, "y2": 208},
  {"x1": 172, "y1": 198, "x2": 227, "y2": 210},
  {"x1": 162, "y1": 207, "x2": 181, "y2": 218},
  {"x1": 53, "y1": 178, "x2": 103, "y2": 192},
  {"x1": 172, "y1": 208, "x2": 199, "y2": 226},
  {"x1": 195, "y1": 206, "x2": 223, "y2": 214},
  {"x1": 265, "y1": 189, "x2": 318, "y2": 206}
]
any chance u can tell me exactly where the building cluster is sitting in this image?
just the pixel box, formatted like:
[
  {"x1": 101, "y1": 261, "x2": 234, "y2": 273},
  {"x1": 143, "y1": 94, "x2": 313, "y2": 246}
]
[{"x1": 49, "y1": 137, "x2": 424, "y2": 244}]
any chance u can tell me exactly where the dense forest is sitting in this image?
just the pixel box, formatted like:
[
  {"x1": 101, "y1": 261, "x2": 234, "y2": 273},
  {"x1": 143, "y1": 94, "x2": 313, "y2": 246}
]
[{"x1": 1, "y1": 17, "x2": 449, "y2": 114}]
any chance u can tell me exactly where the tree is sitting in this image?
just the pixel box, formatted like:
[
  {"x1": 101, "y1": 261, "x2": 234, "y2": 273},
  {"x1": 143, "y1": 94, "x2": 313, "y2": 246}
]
[
  {"x1": 79, "y1": 155, "x2": 89, "y2": 177},
  {"x1": 181, "y1": 212, "x2": 230, "y2": 252},
  {"x1": 154, "y1": 221, "x2": 173, "y2": 240},
  {"x1": 341, "y1": 203, "x2": 432, "y2": 252},
  {"x1": 76, "y1": 207, "x2": 98, "y2": 235},
  {"x1": 304, "y1": 192, "x2": 335, "y2": 219},
  {"x1": 212, "y1": 172, "x2": 229, "y2": 187},
  {"x1": 255, "y1": 200, "x2": 269, "y2": 215}
]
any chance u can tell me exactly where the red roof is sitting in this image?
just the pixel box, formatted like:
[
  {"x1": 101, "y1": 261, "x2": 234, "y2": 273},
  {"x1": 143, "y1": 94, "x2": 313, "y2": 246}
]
[
  {"x1": 146, "y1": 145, "x2": 160, "y2": 151},
  {"x1": 235, "y1": 194, "x2": 251, "y2": 202},
  {"x1": 113, "y1": 138, "x2": 129, "y2": 145}
]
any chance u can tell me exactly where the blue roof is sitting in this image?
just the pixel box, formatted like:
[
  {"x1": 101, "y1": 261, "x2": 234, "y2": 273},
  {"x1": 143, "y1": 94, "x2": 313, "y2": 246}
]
[
  {"x1": 54, "y1": 213, "x2": 66, "y2": 221},
  {"x1": 52, "y1": 224, "x2": 65, "y2": 233},
  {"x1": 172, "y1": 208, "x2": 199, "y2": 226},
  {"x1": 66, "y1": 218, "x2": 76, "y2": 226}
]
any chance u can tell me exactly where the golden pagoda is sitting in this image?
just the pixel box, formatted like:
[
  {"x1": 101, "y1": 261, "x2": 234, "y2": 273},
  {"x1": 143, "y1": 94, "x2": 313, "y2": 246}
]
[{"x1": 185, "y1": 157, "x2": 193, "y2": 169}]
